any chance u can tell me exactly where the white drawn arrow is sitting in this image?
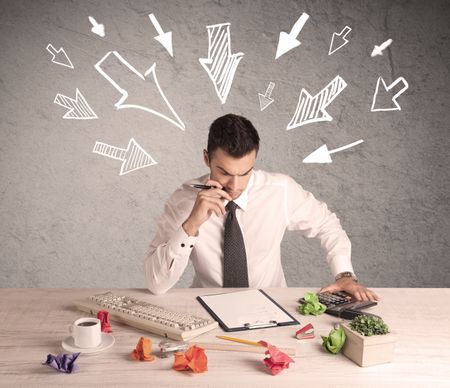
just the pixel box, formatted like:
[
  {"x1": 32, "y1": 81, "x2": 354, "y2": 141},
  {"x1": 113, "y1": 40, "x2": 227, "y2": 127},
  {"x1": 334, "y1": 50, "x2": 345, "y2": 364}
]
[
  {"x1": 371, "y1": 76, "x2": 409, "y2": 112},
  {"x1": 287, "y1": 75, "x2": 347, "y2": 130},
  {"x1": 275, "y1": 12, "x2": 310, "y2": 59},
  {"x1": 89, "y1": 16, "x2": 105, "y2": 37},
  {"x1": 199, "y1": 23, "x2": 244, "y2": 104},
  {"x1": 328, "y1": 26, "x2": 352, "y2": 55},
  {"x1": 148, "y1": 13, "x2": 173, "y2": 57},
  {"x1": 54, "y1": 88, "x2": 97, "y2": 119},
  {"x1": 46, "y1": 44, "x2": 74, "y2": 69},
  {"x1": 303, "y1": 139, "x2": 364, "y2": 163},
  {"x1": 258, "y1": 82, "x2": 275, "y2": 111},
  {"x1": 94, "y1": 51, "x2": 185, "y2": 130},
  {"x1": 93, "y1": 138, "x2": 157, "y2": 175},
  {"x1": 371, "y1": 39, "x2": 393, "y2": 57}
]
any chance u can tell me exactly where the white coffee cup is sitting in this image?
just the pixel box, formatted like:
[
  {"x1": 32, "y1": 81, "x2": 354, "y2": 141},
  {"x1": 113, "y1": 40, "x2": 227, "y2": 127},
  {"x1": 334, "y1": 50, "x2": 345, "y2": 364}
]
[{"x1": 69, "y1": 317, "x2": 102, "y2": 348}]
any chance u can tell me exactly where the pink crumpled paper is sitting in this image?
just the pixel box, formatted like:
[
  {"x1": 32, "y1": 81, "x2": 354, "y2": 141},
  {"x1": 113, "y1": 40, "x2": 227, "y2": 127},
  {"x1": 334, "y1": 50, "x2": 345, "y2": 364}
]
[
  {"x1": 258, "y1": 340, "x2": 295, "y2": 375},
  {"x1": 97, "y1": 310, "x2": 112, "y2": 333}
]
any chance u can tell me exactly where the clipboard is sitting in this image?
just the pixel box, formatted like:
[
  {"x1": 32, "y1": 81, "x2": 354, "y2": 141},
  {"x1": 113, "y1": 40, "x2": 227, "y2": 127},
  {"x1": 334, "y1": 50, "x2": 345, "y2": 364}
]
[{"x1": 197, "y1": 289, "x2": 299, "y2": 332}]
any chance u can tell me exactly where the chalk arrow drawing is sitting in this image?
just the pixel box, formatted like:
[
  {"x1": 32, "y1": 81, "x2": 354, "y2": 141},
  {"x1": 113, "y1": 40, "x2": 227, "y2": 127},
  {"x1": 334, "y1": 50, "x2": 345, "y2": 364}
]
[
  {"x1": 371, "y1": 76, "x2": 409, "y2": 112},
  {"x1": 93, "y1": 138, "x2": 157, "y2": 176},
  {"x1": 54, "y1": 88, "x2": 98, "y2": 119},
  {"x1": 94, "y1": 51, "x2": 185, "y2": 130},
  {"x1": 199, "y1": 23, "x2": 244, "y2": 104},
  {"x1": 328, "y1": 26, "x2": 352, "y2": 55},
  {"x1": 46, "y1": 44, "x2": 74, "y2": 69},
  {"x1": 89, "y1": 16, "x2": 105, "y2": 37},
  {"x1": 275, "y1": 12, "x2": 310, "y2": 59},
  {"x1": 287, "y1": 75, "x2": 347, "y2": 130},
  {"x1": 303, "y1": 139, "x2": 364, "y2": 163},
  {"x1": 371, "y1": 39, "x2": 393, "y2": 57},
  {"x1": 258, "y1": 82, "x2": 275, "y2": 111},
  {"x1": 148, "y1": 13, "x2": 173, "y2": 57}
]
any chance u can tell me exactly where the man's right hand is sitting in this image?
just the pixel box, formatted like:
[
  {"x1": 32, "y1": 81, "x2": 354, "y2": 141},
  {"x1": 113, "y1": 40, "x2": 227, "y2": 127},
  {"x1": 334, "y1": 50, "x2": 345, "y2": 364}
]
[{"x1": 182, "y1": 180, "x2": 232, "y2": 236}]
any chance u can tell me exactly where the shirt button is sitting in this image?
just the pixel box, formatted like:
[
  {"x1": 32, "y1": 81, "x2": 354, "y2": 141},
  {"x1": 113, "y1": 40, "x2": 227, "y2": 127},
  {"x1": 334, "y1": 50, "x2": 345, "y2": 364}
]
[
  {"x1": 190, "y1": 245, "x2": 193, "y2": 248},
  {"x1": 181, "y1": 243, "x2": 185, "y2": 247}
]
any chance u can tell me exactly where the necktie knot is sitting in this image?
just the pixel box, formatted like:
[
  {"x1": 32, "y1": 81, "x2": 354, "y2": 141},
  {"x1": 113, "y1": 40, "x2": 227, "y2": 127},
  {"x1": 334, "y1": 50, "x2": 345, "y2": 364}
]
[{"x1": 226, "y1": 201, "x2": 238, "y2": 213}]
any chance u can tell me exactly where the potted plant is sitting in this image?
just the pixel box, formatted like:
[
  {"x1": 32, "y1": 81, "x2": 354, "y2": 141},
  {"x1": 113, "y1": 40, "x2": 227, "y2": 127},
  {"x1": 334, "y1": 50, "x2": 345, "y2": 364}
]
[{"x1": 341, "y1": 314, "x2": 396, "y2": 367}]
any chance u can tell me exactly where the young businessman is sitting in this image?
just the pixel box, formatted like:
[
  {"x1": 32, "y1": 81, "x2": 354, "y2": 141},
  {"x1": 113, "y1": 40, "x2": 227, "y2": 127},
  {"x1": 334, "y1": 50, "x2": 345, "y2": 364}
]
[{"x1": 145, "y1": 114, "x2": 378, "y2": 302}]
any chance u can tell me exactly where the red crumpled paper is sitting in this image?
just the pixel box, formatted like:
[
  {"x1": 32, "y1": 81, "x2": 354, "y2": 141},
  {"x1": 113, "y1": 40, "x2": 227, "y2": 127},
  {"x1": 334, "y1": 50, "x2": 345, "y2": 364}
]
[
  {"x1": 97, "y1": 310, "x2": 112, "y2": 333},
  {"x1": 173, "y1": 345, "x2": 208, "y2": 373},
  {"x1": 258, "y1": 340, "x2": 295, "y2": 375},
  {"x1": 131, "y1": 337, "x2": 155, "y2": 361}
]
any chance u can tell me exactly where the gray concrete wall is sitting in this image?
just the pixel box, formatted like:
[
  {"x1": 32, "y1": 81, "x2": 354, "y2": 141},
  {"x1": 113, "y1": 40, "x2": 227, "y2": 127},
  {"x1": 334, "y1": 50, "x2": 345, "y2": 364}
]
[{"x1": 1, "y1": 0, "x2": 449, "y2": 288}]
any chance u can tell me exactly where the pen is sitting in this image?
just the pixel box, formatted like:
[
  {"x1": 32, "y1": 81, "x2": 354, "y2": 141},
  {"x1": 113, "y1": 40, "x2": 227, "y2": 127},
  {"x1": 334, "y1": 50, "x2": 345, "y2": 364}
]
[{"x1": 190, "y1": 184, "x2": 217, "y2": 189}]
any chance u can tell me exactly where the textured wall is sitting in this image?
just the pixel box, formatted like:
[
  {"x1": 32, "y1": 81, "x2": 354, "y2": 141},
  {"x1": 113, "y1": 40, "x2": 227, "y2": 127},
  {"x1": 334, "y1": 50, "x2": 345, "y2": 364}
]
[{"x1": 1, "y1": 0, "x2": 449, "y2": 288}]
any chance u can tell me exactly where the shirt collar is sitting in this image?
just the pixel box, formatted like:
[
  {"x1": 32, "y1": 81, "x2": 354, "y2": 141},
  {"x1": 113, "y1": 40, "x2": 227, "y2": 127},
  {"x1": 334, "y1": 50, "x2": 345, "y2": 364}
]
[{"x1": 226, "y1": 172, "x2": 254, "y2": 212}]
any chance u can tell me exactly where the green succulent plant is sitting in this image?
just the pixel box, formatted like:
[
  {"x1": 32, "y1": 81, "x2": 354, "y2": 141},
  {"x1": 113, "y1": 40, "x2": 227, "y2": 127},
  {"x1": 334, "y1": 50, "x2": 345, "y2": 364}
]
[{"x1": 349, "y1": 315, "x2": 389, "y2": 336}]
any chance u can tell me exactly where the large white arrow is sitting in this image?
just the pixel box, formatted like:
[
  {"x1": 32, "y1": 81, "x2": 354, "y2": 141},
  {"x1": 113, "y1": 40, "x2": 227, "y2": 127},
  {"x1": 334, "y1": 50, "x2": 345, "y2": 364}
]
[
  {"x1": 199, "y1": 23, "x2": 244, "y2": 104},
  {"x1": 94, "y1": 51, "x2": 185, "y2": 130},
  {"x1": 303, "y1": 139, "x2": 364, "y2": 163},
  {"x1": 148, "y1": 13, "x2": 173, "y2": 57},
  {"x1": 287, "y1": 75, "x2": 347, "y2": 130},
  {"x1": 92, "y1": 138, "x2": 157, "y2": 175},
  {"x1": 275, "y1": 12, "x2": 310, "y2": 59},
  {"x1": 328, "y1": 26, "x2": 352, "y2": 55},
  {"x1": 371, "y1": 76, "x2": 409, "y2": 112}
]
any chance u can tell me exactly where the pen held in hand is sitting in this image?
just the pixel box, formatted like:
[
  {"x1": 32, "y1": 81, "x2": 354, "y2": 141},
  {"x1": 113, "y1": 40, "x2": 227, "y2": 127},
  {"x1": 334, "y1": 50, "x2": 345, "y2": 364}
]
[{"x1": 190, "y1": 184, "x2": 217, "y2": 189}]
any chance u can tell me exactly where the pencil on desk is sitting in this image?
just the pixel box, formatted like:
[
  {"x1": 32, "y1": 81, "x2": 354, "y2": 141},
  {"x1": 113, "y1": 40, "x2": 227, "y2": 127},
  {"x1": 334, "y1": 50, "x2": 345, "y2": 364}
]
[
  {"x1": 216, "y1": 335, "x2": 264, "y2": 347},
  {"x1": 195, "y1": 342, "x2": 296, "y2": 357}
]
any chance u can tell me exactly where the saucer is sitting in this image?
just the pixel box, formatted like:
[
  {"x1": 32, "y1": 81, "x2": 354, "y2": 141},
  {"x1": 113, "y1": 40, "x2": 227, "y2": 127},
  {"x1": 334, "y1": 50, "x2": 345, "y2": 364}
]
[{"x1": 62, "y1": 333, "x2": 115, "y2": 354}]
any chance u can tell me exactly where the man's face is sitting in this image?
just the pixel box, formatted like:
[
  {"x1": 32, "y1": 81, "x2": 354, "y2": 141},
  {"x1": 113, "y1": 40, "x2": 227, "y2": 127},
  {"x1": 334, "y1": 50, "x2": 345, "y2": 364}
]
[{"x1": 204, "y1": 148, "x2": 256, "y2": 200}]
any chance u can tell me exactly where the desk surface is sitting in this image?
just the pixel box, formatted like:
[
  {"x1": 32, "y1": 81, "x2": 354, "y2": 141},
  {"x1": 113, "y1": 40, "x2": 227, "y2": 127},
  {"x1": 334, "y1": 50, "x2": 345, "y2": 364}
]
[{"x1": 0, "y1": 288, "x2": 449, "y2": 387}]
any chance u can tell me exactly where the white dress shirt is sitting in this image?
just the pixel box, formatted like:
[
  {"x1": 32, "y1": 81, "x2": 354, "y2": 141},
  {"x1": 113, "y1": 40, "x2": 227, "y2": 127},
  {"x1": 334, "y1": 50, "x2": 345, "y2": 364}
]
[{"x1": 145, "y1": 170, "x2": 353, "y2": 294}]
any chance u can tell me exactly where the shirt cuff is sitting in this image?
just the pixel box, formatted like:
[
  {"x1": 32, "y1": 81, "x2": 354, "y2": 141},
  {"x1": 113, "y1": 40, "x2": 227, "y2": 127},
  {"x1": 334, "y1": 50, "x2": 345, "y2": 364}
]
[
  {"x1": 328, "y1": 256, "x2": 354, "y2": 279},
  {"x1": 167, "y1": 226, "x2": 197, "y2": 258}
]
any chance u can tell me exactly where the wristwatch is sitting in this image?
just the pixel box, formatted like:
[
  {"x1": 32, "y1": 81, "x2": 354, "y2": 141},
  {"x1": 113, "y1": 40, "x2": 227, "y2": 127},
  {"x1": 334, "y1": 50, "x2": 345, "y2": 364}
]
[{"x1": 335, "y1": 271, "x2": 358, "y2": 282}]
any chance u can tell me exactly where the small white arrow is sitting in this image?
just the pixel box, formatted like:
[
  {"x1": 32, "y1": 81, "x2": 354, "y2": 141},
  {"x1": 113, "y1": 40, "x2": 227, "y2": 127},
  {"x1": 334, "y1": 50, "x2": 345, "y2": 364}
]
[
  {"x1": 303, "y1": 139, "x2": 364, "y2": 163},
  {"x1": 371, "y1": 76, "x2": 409, "y2": 112},
  {"x1": 258, "y1": 82, "x2": 275, "y2": 111},
  {"x1": 275, "y1": 12, "x2": 310, "y2": 59},
  {"x1": 46, "y1": 43, "x2": 74, "y2": 69},
  {"x1": 54, "y1": 88, "x2": 98, "y2": 119},
  {"x1": 371, "y1": 38, "x2": 393, "y2": 57},
  {"x1": 93, "y1": 138, "x2": 157, "y2": 175},
  {"x1": 328, "y1": 26, "x2": 352, "y2": 55},
  {"x1": 88, "y1": 16, "x2": 105, "y2": 37},
  {"x1": 148, "y1": 13, "x2": 173, "y2": 57}
]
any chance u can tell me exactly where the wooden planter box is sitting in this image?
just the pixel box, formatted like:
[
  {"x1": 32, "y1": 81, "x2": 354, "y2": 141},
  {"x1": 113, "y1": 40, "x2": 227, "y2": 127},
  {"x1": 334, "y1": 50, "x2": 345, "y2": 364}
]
[{"x1": 341, "y1": 323, "x2": 396, "y2": 367}]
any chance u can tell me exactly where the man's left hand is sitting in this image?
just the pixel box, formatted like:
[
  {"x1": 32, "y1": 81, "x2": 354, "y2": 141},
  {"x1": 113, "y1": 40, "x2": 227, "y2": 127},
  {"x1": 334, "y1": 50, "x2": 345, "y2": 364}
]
[{"x1": 320, "y1": 278, "x2": 379, "y2": 302}]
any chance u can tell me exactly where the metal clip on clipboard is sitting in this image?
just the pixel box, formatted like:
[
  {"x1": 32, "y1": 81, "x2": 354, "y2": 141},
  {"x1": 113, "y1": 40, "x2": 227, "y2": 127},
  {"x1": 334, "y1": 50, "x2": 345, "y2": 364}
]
[{"x1": 244, "y1": 320, "x2": 278, "y2": 329}]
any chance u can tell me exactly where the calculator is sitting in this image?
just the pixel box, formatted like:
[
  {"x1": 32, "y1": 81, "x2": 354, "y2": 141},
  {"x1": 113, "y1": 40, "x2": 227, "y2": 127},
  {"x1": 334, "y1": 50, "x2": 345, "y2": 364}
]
[{"x1": 298, "y1": 291, "x2": 378, "y2": 318}]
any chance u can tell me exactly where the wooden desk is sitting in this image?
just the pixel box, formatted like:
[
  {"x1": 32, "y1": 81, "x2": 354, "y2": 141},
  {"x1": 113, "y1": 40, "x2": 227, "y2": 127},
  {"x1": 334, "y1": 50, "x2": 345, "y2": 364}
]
[{"x1": 0, "y1": 288, "x2": 449, "y2": 387}]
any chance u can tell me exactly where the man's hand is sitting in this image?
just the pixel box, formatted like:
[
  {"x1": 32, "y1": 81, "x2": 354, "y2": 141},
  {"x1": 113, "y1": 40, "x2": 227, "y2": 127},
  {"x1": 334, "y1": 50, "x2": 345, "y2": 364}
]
[
  {"x1": 320, "y1": 277, "x2": 379, "y2": 302},
  {"x1": 182, "y1": 180, "x2": 232, "y2": 236}
]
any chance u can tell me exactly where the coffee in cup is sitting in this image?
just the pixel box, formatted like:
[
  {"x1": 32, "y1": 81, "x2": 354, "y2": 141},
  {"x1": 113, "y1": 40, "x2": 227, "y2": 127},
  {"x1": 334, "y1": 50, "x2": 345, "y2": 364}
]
[{"x1": 69, "y1": 317, "x2": 101, "y2": 348}]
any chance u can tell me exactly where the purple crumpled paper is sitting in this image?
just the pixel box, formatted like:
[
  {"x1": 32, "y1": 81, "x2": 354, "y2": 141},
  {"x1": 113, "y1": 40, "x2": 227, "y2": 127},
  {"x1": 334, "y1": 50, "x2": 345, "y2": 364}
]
[{"x1": 43, "y1": 352, "x2": 80, "y2": 373}]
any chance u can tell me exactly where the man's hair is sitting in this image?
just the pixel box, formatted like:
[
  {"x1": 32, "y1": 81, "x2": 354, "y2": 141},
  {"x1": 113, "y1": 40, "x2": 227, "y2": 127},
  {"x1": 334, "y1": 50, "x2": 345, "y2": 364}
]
[{"x1": 207, "y1": 114, "x2": 260, "y2": 158}]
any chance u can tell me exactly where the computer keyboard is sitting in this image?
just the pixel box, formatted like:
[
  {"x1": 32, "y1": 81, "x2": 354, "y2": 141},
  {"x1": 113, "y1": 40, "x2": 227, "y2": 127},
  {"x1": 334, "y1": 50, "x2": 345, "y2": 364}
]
[{"x1": 74, "y1": 292, "x2": 218, "y2": 341}]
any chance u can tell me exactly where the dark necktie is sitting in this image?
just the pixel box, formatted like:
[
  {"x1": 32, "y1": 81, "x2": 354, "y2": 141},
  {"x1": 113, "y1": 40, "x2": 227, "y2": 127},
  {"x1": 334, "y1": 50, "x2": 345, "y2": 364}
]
[{"x1": 223, "y1": 201, "x2": 249, "y2": 287}]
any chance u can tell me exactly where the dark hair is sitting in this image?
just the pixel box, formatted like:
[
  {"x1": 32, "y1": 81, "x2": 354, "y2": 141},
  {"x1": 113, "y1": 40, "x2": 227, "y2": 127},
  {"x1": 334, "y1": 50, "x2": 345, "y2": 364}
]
[{"x1": 207, "y1": 114, "x2": 260, "y2": 158}]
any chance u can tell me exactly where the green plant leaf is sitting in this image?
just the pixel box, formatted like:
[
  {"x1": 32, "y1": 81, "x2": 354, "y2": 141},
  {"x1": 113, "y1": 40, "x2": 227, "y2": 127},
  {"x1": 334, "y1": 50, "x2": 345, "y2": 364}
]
[{"x1": 322, "y1": 327, "x2": 346, "y2": 354}]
